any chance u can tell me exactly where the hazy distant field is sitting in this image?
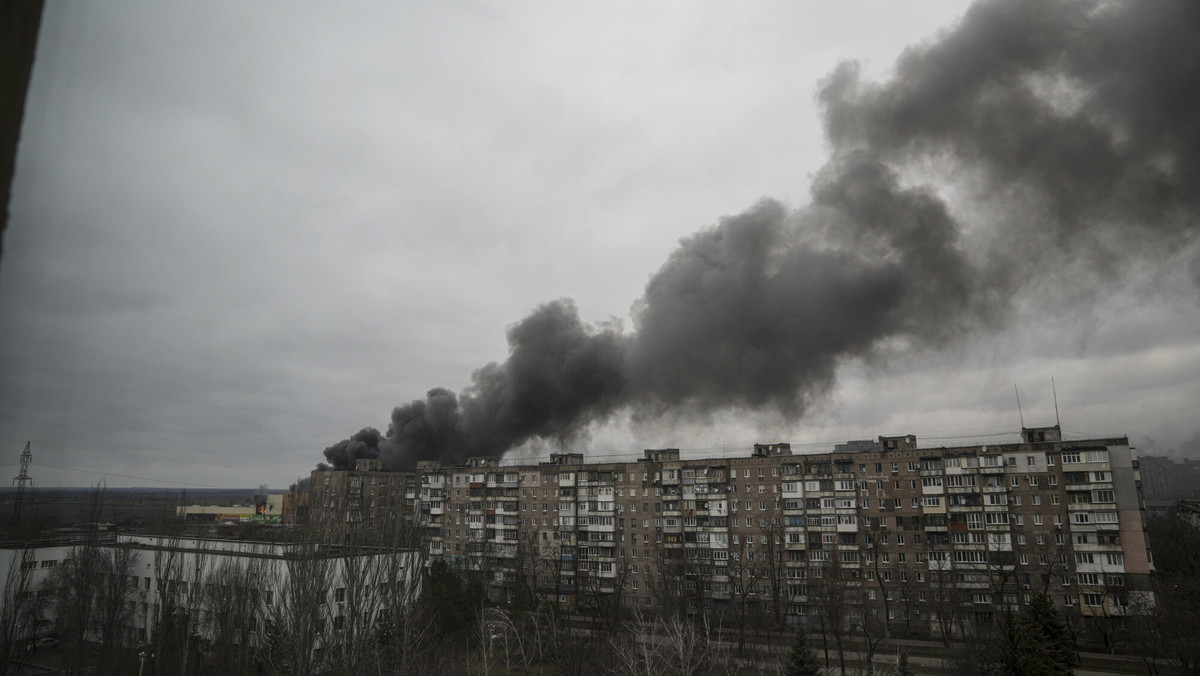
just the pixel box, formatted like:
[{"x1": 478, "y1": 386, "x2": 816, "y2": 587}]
[{"x1": 0, "y1": 487, "x2": 280, "y2": 531}]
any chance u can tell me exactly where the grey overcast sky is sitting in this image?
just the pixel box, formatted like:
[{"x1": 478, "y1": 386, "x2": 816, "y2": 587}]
[{"x1": 2, "y1": 1, "x2": 1198, "y2": 488}]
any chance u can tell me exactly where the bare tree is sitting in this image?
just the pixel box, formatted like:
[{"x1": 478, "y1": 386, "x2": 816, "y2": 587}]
[
  {"x1": 726, "y1": 530, "x2": 767, "y2": 656},
  {"x1": 371, "y1": 513, "x2": 434, "y2": 675},
  {"x1": 49, "y1": 484, "x2": 108, "y2": 673},
  {"x1": 611, "y1": 610, "x2": 731, "y2": 676},
  {"x1": 147, "y1": 527, "x2": 203, "y2": 675},
  {"x1": 0, "y1": 545, "x2": 42, "y2": 666},
  {"x1": 202, "y1": 555, "x2": 268, "y2": 674},
  {"x1": 758, "y1": 516, "x2": 789, "y2": 630},
  {"x1": 808, "y1": 553, "x2": 850, "y2": 675},
  {"x1": 857, "y1": 515, "x2": 896, "y2": 646},
  {"x1": 95, "y1": 542, "x2": 139, "y2": 671},
  {"x1": 578, "y1": 556, "x2": 633, "y2": 636},
  {"x1": 649, "y1": 539, "x2": 693, "y2": 618},
  {"x1": 925, "y1": 538, "x2": 961, "y2": 646},
  {"x1": 894, "y1": 561, "x2": 918, "y2": 637},
  {"x1": 262, "y1": 534, "x2": 333, "y2": 676},
  {"x1": 327, "y1": 525, "x2": 389, "y2": 670}
]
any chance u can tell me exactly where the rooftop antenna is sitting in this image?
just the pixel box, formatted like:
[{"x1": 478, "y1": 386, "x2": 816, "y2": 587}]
[
  {"x1": 1051, "y1": 376, "x2": 1061, "y2": 428},
  {"x1": 1014, "y1": 382, "x2": 1025, "y2": 428}
]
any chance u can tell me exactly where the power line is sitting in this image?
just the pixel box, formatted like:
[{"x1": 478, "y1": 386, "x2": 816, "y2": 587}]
[{"x1": 15, "y1": 462, "x2": 227, "y2": 489}]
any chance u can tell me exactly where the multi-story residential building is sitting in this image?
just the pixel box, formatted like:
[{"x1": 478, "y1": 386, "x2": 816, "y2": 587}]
[
  {"x1": 0, "y1": 533, "x2": 420, "y2": 666},
  {"x1": 309, "y1": 425, "x2": 1154, "y2": 635}
]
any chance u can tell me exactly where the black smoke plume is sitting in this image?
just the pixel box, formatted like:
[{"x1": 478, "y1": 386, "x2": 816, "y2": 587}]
[{"x1": 323, "y1": 0, "x2": 1200, "y2": 470}]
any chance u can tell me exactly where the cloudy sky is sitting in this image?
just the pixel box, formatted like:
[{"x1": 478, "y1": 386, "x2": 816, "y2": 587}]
[{"x1": 2, "y1": 1, "x2": 1198, "y2": 488}]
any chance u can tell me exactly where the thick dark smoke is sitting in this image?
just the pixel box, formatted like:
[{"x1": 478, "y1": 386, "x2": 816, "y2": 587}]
[
  {"x1": 320, "y1": 426, "x2": 395, "y2": 470},
  {"x1": 323, "y1": 0, "x2": 1200, "y2": 470}
]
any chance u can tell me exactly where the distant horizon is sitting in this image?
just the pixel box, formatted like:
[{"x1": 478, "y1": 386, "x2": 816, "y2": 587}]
[{"x1": 3, "y1": 423, "x2": 1200, "y2": 491}]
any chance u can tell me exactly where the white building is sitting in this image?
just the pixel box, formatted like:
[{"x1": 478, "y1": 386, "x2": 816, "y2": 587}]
[{"x1": 1, "y1": 533, "x2": 419, "y2": 668}]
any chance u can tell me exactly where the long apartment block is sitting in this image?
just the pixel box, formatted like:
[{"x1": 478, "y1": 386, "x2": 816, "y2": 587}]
[{"x1": 310, "y1": 425, "x2": 1153, "y2": 633}]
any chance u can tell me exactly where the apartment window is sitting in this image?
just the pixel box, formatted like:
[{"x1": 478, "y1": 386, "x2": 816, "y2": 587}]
[
  {"x1": 1061, "y1": 451, "x2": 1081, "y2": 464},
  {"x1": 892, "y1": 463, "x2": 899, "y2": 473},
  {"x1": 1032, "y1": 495, "x2": 1041, "y2": 506},
  {"x1": 1011, "y1": 476, "x2": 1020, "y2": 487}
]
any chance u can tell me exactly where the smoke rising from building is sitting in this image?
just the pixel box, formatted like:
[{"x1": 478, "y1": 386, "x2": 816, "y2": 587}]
[{"x1": 322, "y1": 0, "x2": 1200, "y2": 470}]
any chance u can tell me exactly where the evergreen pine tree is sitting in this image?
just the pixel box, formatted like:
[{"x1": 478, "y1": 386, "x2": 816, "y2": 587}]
[
  {"x1": 785, "y1": 626, "x2": 822, "y2": 676},
  {"x1": 1026, "y1": 593, "x2": 1078, "y2": 675},
  {"x1": 997, "y1": 604, "x2": 1051, "y2": 676},
  {"x1": 896, "y1": 650, "x2": 915, "y2": 676}
]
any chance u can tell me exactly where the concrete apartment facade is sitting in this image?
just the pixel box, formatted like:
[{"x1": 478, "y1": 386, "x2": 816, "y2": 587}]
[
  {"x1": 309, "y1": 425, "x2": 1153, "y2": 636},
  {"x1": 1, "y1": 533, "x2": 419, "y2": 661}
]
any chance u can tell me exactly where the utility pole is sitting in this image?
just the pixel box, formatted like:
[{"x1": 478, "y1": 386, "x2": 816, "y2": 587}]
[{"x1": 11, "y1": 441, "x2": 33, "y2": 523}]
